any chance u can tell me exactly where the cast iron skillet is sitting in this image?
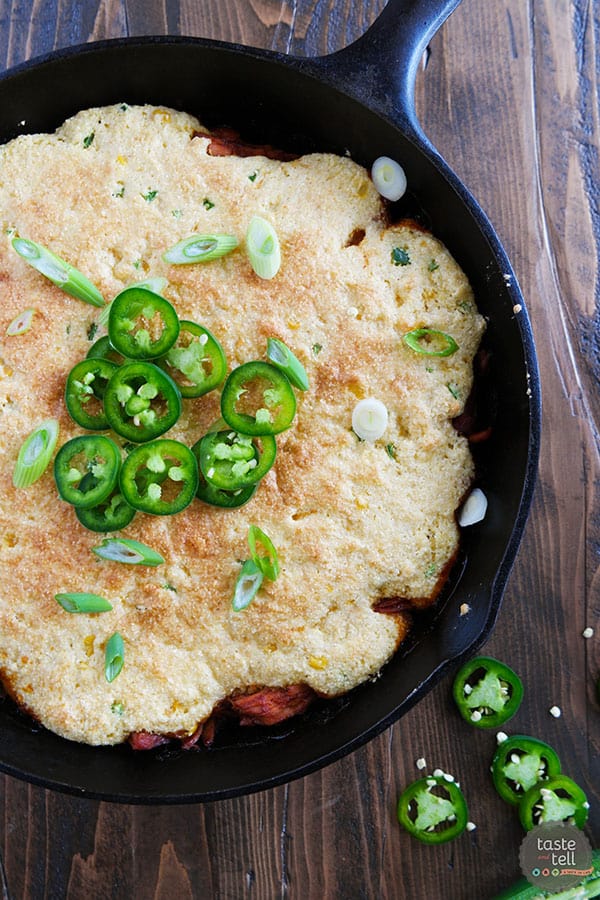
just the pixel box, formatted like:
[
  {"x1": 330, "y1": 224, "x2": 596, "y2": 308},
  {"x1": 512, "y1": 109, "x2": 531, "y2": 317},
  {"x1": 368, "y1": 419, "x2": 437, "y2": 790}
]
[{"x1": 0, "y1": 0, "x2": 540, "y2": 803}]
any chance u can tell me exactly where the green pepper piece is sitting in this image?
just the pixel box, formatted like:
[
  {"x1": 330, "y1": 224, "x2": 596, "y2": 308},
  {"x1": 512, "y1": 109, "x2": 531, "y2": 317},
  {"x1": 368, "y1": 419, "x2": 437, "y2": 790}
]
[
  {"x1": 75, "y1": 488, "x2": 136, "y2": 532},
  {"x1": 518, "y1": 775, "x2": 589, "y2": 831},
  {"x1": 120, "y1": 439, "x2": 198, "y2": 515},
  {"x1": 193, "y1": 428, "x2": 276, "y2": 491},
  {"x1": 491, "y1": 735, "x2": 562, "y2": 805},
  {"x1": 104, "y1": 361, "x2": 181, "y2": 442},
  {"x1": 397, "y1": 775, "x2": 468, "y2": 844},
  {"x1": 158, "y1": 320, "x2": 226, "y2": 398},
  {"x1": 195, "y1": 471, "x2": 257, "y2": 509},
  {"x1": 108, "y1": 286, "x2": 180, "y2": 360},
  {"x1": 65, "y1": 358, "x2": 118, "y2": 430},
  {"x1": 492, "y1": 850, "x2": 600, "y2": 899},
  {"x1": 54, "y1": 435, "x2": 121, "y2": 509},
  {"x1": 221, "y1": 361, "x2": 296, "y2": 436},
  {"x1": 453, "y1": 656, "x2": 523, "y2": 728},
  {"x1": 86, "y1": 335, "x2": 125, "y2": 365}
]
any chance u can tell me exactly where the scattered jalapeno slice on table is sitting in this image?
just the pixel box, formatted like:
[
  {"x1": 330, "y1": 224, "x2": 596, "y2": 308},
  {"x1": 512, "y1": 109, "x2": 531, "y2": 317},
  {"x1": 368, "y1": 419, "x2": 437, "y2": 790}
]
[
  {"x1": 453, "y1": 656, "x2": 523, "y2": 728},
  {"x1": 518, "y1": 774, "x2": 589, "y2": 831},
  {"x1": 158, "y1": 320, "x2": 226, "y2": 398},
  {"x1": 221, "y1": 361, "x2": 296, "y2": 435},
  {"x1": 120, "y1": 439, "x2": 198, "y2": 515},
  {"x1": 54, "y1": 435, "x2": 121, "y2": 509},
  {"x1": 104, "y1": 361, "x2": 182, "y2": 442},
  {"x1": 397, "y1": 775, "x2": 469, "y2": 844},
  {"x1": 65, "y1": 358, "x2": 117, "y2": 430},
  {"x1": 75, "y1": 488, "x2": 136, "y2": 532},
  {"x1": 491, "y1": 735, "x2": 562, "y2": 805},
  {"x1": 108, "y1": 286, "x2": 180, "y2": 359},
  {"x1": 194, "y1": 427, "x2": 276, "y2": 490}
]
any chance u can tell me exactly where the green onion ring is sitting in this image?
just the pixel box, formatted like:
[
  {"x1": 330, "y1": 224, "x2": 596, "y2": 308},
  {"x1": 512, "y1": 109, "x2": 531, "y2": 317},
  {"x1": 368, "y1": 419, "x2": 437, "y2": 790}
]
[
  {"x1": 232, "y1": 559, "x2": 263, "y2": 611},
  {"x1": 266, "y1": 338, "x2": 309, "y2": 391},
  {"x1": 105, "y1": 632, "x2": 125, "y2": 682},
  {"x1": 12, "y1": 237, "x2": 104, "y2": 307},
  {"x1": 246, "y1": 216, "x2": 281, "y2": 279},
  {"x1": 6, "y1": 308, "x2": 35, "y2": 335},
  {"x1": 55, "y1": 592, "x2": 113, "y2": 614},
  {"x1": 403, "y1": 328, "x2": 459, "y2": 357},
  {"x1": 247, "y1": 525, "x2": 280, "y2": 581},
  {"x1": 163, "y1": 234, "x2": 238, "y2": 265},
  {"x1": 12, "y1": 419, "x2": 60, "y2": 488},
  {"x1": 92, "y1": 538, "x2": 165, "y2": 566}
]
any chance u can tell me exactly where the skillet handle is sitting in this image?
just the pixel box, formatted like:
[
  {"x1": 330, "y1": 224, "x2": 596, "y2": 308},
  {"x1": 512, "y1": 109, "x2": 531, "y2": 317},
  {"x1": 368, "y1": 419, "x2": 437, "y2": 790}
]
[{"x1": 304, "y1": 0, "x2": 461, "y2": 135}]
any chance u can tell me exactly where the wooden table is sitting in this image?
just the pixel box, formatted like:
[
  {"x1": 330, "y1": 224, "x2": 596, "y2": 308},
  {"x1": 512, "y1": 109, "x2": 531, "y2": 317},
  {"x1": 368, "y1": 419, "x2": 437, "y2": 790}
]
[{"x1": 0, "y1": 1, "x2": 598, "y2": 897}]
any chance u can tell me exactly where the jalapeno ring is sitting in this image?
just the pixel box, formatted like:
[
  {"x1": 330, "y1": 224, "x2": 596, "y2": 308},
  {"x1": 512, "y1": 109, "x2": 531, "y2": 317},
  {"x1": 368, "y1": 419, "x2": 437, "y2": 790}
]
[
  {"x1": 453, "y1": 656, "x2": 523, "y2": 728},
  {"x1": 158, "y1": 320, "x2": 227, "y2": 398},
  {"x1": 108, "y1": 286, "x2": 180, "y2": 360},
  {"x1": 104, "y1": 361, "x2": 182, "y2": 443},
  {"x1": 193, "y1": 428, "x2": 276, "y2": 490},
  {"x1": 221, "y1": 361, "x2": 296, "y2": 436},
  {"x1": 54, "y1": 435, "x2": 121, "y2": 509},
  {"x1": 397, "y1": 775, "x2": 468, "y2": 844},
  {"x1": 120, "y1": 439, "x2": 198, "y2": 515},
  {"x1": 65, "y1": 358, "x2": 118, "y2": 430}
]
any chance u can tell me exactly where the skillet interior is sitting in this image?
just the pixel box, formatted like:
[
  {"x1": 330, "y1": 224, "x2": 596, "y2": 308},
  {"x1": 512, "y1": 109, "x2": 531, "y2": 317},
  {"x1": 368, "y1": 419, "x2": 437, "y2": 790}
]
[{"x1": 0, "y1": 38, "x2": 540, "y2": 802}]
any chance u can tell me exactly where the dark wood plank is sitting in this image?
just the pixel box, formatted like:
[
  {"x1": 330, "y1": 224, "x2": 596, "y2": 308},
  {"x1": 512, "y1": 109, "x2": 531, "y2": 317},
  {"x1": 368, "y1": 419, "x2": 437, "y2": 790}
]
[{"x1": 0, "y1": 0, "x2": 598, "y2": 897}]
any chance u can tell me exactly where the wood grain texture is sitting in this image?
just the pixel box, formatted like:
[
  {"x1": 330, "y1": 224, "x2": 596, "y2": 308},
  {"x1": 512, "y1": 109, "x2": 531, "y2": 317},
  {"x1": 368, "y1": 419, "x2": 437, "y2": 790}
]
[{"x1": 0, "y1": 1, "x2": 598, "y2": 898}]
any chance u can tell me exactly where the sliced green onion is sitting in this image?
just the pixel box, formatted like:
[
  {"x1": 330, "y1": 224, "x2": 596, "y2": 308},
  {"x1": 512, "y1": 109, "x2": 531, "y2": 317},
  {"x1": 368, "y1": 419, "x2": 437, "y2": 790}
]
[
  {"x1": 55, "y1": 592, "x2": 113, "y2": 613},
  {"x1": 352, "y1": 398, "x2": 388, "y2": 442},
  {"x1": 105, "y1": 632, "x2": 125, "y2": 682},
  {"x1": 12, "y1": 237, "x2": 104, "y2": 307},
  {"x1": 458, "y1": 488, "x2": 488, "y2": 527},
  {"x1": 403, "y1": 328, "x2": 459, "y2": 357},
  {"x1": 371, "y1": 156, "x2": 407, "y2": 202},
  {"x1": 246, "y1": 216, "x2": 281, "y2": 279},
  {"x1": 266, "y1": 338, "x2": 309, "y2": 391},
  {"x1": 96, "y1": 301, "x2": 112, "y2": 328},
  {"x1": 131, "y1": 276, "x2": 169, "y2": 294},
  {"x1": 232, "y1": 559, "x2": 263, "y2": 611},
  {"x1": 6, "y1": 308, "x2": 35, "y2": 335},
  {"x1": 13, "y1": 419, "x2": 60, "y2": 488},
  {"x1": 248, "y1": 525, "x2": 280, "y2": 581},
  {"x1": 92, "y1": 538, "x2": 165, "y2": 566},
  {"x1": 163, "y1": 234, "x2": 238, "y2": 265}
]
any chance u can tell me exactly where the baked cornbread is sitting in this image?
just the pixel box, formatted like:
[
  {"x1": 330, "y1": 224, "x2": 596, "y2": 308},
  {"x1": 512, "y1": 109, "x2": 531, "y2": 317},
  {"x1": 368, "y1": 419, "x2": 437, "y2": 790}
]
[{"x1": 0, "y1": 105, "x2": 484, "y2": 745}]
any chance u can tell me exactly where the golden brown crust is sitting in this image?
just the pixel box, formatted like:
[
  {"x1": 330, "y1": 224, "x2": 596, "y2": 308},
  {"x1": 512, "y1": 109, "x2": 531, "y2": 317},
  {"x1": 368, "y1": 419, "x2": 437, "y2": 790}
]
[{"x1": 0, "y1": 105, "x2": 484, "y2": 745}]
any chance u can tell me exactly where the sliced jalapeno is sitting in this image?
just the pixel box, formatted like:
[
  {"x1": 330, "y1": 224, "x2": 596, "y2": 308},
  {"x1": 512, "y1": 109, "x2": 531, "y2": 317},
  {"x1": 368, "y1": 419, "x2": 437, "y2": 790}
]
[
  {"x1": 491, "y1": 735, "x2": 562, "y2": 806},
  {"x1": 195, "y1": 471, "x2": 257, "y2": 509},
  {"x1": 75, "y1": 488, "x2": 136, "y2": 532},
  {"x1": 193, "y1": 427, "x2": 276, "y2": 490},
  {"x1": 54, "y1": 435, "x2": 121, "y2": 509},
  {"x1": 157, "y1": 320, "x2": 226, "y2": 398},
  {"x1": 86, "y1": 335, "x2": 124, "y2": 365},
  {"x1": 65, "y1": 358, "x2": 118, "y2": 430},
  {"x1": 518, "y1": 775, "x2": 589, "y2": 831},
  {"x1": 453, "y1": 656, "x2": 523, "y2": 728},
  {"x1": 120, "y1": 439, "x2": 198, "y2": 515},
  {"x1": 108, "y1": 286, "x2": 180, "y2": 360},
  {"x1": 221, "y1": 361, "x2": 296, "y2": 436},
  {"x1": 397, "y1": 775, "x2": 469, "y2": 844},
  {"x1": 104, "y1": 361, "x2": 182, "y2": 442}
]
